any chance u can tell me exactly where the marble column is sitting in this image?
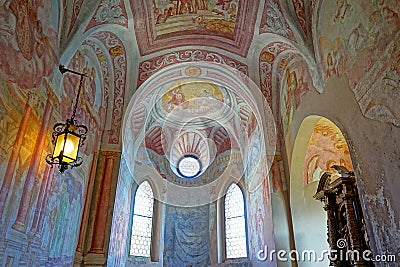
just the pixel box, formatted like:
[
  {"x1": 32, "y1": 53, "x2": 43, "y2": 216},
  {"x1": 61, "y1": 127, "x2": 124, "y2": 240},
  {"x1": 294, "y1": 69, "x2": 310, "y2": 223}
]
[
  {"x1": 0, "y1": 93, "x2": 36, "y2": 220},
  {"x1": 12, "y1": 98, "x2": 53, "y2": 232}
]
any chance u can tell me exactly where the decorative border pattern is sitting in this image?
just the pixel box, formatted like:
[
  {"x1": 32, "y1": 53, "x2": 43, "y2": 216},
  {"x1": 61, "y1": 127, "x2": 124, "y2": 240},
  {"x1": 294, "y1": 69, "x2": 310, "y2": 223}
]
[
  {"x1": 260, "y1": 0, "x2": 296, "y2": 42},
  {"x1": 293, "y1": 0, "x2": 307, "y2": 37},
  {"x1": 67, "y1": 0, "x2": 84, "y2": 36},
  {"x1": 137, "y1": 49, "x2": 248, "y2": 87},
  {"x1": 92, "y1": 31, "x2": 127, "y2": 144},
  {"x1": 85, "y1": 0, "x2": 128, "y2": 33},
  {"x1": 82, "y1": 39, "x2": 110, "y2": 111},
  {"x1": 259, "y1": 42, "x2": 296, "y2": 106}
]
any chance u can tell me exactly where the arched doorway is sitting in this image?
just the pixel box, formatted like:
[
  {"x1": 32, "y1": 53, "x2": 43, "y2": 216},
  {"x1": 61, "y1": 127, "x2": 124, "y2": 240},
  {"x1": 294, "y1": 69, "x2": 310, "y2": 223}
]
[{"x1": 290, "y1": 115, "x2": 354, "y2": 266}]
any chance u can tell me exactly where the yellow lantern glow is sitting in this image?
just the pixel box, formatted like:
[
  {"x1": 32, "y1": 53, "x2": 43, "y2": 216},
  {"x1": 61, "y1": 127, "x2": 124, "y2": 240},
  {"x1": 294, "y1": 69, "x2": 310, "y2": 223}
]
[
  {"x1": 46, "y1": 65, "x2": 88, "y2": 173},
  {"x1": 53, "y1": 132, "x2": 80, "y2": 163}
]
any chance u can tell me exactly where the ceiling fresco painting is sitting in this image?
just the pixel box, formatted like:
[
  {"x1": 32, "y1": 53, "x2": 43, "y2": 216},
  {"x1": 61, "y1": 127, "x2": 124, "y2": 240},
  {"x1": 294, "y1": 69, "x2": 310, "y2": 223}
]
[
  {"x1": 259, "y1": 42, "x2": 298, "y2": 107},
  {"x1": 260, "y1": 0, "x2": 296, "y2": 41},
  {"x1": 153, "y1": 0, "x2": 238, "y2": 37},
  {"x1": 132, "y1": 0, "x2": 260, "y2": 56},
  {"x1": 317, "y1": 0, "x2": 400, "y2": 126},
  {"x1": 85, "y1": 0, "x2": 128, "y2": 32},
  {"x1": 81, "y1": 39, "x2": 111, "y2": 111},
  {"x1": 161, "y1": 80, "x2": 224, "y2": 114},
  {"x1": 152, "y1": 78, "x2": 235, "y2": 129}
]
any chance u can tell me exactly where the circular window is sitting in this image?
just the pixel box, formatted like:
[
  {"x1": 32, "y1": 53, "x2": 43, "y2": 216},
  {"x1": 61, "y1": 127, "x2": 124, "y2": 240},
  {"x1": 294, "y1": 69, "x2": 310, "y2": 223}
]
[{"x1": 177, "y1": 155, "x2": 202, "y2": 178}]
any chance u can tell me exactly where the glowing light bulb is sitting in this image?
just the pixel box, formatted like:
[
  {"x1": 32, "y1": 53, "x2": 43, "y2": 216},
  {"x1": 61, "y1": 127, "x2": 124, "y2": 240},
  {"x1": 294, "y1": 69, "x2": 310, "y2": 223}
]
[{"x1": 64, "y1": 138, "x2": 76, "y2": 155}]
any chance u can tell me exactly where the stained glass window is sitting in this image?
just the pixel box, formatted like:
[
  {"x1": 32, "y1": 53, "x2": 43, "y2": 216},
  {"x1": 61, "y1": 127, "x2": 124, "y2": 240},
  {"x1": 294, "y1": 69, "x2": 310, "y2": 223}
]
[
  {"x1": 224, "y1": 184, "x2": 247, "y2": 258},
  {"x1": 130, "y1": 181, "x2": 154, "y2": 257}
]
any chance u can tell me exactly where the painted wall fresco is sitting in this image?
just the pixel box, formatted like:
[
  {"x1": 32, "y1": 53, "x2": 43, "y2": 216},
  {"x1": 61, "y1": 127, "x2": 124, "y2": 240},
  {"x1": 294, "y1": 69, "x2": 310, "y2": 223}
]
[
  {"x1": 280, "y1": 60, "x2": 313, "y2": 133},
  {"x1": 163, "y1": 205, "x2": 210, "y2": 266},
  {"x1": 0, "y1": 2, "x2": 110, "y2": 265},
  {"x1": 0, "y1": 76, "x2": 90, "y2": 266},
  {"x1": 317, "y1": 1, "x2": 400, "y2": 127},
  {"x1": 259, "y1": 43, "x2": 312, "y2": 193},
  {"x1": 131, "y1": 0, "x2": 260, "y2": 56},
  {"x1": 47, "y1": 172, "x2": 84, "y2": 264},
  {"x1": 248, "y1": 184, "x2": 267, "y2": 260},
  {"x1": 247, "y1": 166, "x2": 276, "y2": 264},
  {"x1": 0, "y1": 0, "x2": 59, "y2": 89},
  {"x1": 304, "y1": 118, "x2": 354, "y2": 185},
  {"x1": 108, "y1": 158, "x2": 131, "y2": 266}
]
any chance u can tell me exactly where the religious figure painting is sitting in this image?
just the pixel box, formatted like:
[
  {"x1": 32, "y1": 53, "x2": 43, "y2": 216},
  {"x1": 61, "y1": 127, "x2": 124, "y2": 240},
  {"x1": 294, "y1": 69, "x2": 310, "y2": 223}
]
[
  {"x1": 152, "y1": 0, "x2": 239, "y2": 38},
  {"x1": 161, "y1": 81, "x2": 224, "y2": 116}
]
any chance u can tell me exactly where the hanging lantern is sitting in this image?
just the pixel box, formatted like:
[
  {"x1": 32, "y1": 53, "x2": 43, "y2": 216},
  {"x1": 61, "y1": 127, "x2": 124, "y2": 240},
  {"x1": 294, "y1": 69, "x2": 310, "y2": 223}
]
[{"x1": 46, "y1": 65, "x2": 88, "y2": 173}]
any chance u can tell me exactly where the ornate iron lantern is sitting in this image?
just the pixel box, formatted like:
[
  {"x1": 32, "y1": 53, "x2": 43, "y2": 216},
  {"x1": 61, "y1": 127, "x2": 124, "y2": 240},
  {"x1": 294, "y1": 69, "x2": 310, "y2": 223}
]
[{"x1": 46, "y1": 65, "x2": 88, "y2": 173}]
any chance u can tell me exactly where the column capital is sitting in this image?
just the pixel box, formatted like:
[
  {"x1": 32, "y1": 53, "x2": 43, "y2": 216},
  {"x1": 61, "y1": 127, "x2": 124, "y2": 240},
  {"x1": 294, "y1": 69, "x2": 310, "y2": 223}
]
[
  {"x1": 27, "y1": 91, "x2": 39, "y2": 107},
  {"x1": 44, "y1": 79, "x2": 59, "y2": 107},
  {"x1": 100, "y1": 151, "x2": 121, "y2": 159}
]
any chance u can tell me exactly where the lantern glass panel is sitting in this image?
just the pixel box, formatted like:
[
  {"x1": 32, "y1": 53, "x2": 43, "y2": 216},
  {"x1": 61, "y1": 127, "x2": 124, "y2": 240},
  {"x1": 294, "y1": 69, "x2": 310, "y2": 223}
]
[{"x1": 54, "y1": 132, "x2": 80, "y2": 163}]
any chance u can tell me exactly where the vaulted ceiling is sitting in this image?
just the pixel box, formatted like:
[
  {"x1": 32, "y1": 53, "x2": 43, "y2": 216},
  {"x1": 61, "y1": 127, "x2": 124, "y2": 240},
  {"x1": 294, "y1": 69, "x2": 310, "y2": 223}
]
[
  {"x1": 57, "y1": 0, "x2": 326, "y2": 149},
  {"x1": 54, "y1": 0, "x2": 400, "y2": 153}
]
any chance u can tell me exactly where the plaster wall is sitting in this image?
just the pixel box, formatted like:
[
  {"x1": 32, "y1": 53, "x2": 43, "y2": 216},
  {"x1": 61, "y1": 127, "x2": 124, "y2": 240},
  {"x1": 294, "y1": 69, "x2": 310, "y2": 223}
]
[{"x1": 287, "y1": 74, "x2": 400, "y2": 265}]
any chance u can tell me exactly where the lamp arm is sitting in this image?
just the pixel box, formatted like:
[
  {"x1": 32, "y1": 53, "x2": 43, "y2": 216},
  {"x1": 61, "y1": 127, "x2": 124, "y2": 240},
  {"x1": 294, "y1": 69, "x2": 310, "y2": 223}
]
[
  {"x1": 71, "y1": 75, "x2": 84, "y2": 122},
  {"x1": 59, "y1": 65, "x2": 86, "y2": 76}
]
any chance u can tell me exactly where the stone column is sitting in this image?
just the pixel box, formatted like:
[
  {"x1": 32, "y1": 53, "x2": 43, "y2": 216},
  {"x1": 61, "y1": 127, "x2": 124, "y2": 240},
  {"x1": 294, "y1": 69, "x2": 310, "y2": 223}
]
[
  {"x1": 12, "y1": 98, "x2": 53, "y2": 232},
  {"x1": 0, "y1": 93, "x2": 36, "y2": 220}
]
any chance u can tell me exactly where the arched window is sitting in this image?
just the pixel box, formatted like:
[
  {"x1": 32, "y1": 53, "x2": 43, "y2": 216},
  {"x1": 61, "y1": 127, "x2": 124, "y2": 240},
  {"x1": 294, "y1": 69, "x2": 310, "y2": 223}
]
[
  {"x1": 130, "y1": 181, "x2": 154, "y2": 257},
  {"x1": 224, "y1": 183, "x2": 248, "y2": 259}
]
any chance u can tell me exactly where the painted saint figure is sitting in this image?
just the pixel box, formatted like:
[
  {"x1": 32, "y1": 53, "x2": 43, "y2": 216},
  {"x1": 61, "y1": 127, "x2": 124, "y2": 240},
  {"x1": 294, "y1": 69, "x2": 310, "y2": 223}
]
[{"x1": 167, "y1": 87, "x2": 188, "y2": 111}]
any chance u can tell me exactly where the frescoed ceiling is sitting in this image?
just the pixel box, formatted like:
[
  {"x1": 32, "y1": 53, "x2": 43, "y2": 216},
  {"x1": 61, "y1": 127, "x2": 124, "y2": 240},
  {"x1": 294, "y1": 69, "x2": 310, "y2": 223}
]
[
  {"x1": 39, "y1": 0, "x2": 400, "y2": 151},
  {"x1": 131, "y1": 0, "x2": 260, "y2": 57}
]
